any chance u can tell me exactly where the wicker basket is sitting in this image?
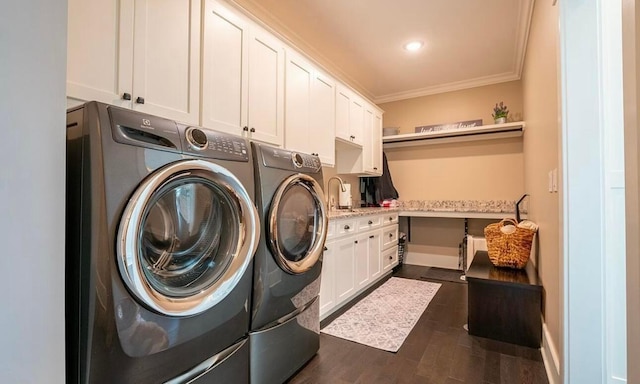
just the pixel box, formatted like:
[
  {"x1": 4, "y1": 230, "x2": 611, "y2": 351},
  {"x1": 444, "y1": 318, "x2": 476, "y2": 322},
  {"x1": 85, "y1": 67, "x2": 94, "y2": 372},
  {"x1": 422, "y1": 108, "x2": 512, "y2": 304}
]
[{"x1": 484, "y1": 218, "x2": 535, "y2": 269}]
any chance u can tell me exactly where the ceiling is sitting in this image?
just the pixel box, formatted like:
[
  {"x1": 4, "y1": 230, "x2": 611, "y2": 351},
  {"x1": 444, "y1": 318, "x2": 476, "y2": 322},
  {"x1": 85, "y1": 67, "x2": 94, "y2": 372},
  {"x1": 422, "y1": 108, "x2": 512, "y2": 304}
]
[{"x1": 229, "y1": 0, "x2": 534, "y2": 104}]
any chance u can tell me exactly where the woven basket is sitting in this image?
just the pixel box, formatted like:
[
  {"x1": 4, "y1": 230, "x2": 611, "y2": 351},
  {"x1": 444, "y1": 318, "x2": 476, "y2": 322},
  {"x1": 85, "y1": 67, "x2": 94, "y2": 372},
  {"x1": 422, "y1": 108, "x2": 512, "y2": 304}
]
[{"x1": 484, "y1": 218, "x2": 535, "y2": 269}]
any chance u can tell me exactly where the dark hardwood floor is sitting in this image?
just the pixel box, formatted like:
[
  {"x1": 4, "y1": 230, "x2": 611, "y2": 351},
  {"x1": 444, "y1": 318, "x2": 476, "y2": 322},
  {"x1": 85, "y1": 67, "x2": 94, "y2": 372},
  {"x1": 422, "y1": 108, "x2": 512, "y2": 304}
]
[{"x1": 288, "y1": 264, "x2": 549, "y2": 384}]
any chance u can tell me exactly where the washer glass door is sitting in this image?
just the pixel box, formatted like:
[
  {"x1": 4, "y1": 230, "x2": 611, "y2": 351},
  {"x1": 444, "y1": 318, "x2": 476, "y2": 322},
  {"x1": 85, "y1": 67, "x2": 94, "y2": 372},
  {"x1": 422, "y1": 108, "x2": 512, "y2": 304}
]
[
  {"x1": 269, "y1": 174, "x2": 327, "y2": 274},
  {"x1": 118, "y1": 159, "x2": 259, "y2": 316}
]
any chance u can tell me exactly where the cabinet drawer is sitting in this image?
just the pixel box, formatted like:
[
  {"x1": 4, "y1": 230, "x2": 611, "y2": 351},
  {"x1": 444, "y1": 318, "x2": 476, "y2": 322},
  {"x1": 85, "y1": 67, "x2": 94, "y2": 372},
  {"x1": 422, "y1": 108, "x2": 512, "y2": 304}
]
[
  {"x1": 357, "y1": 215, "x2": 381, "y2": 231},
  {"x1": 334, "y1": 218, "x2": 357, "y2": 238},
  {"x1": 382, "y1": 213, "x2": 399, "y2": 226},
  {"x1": 382, "y1": 246, "x2": 398, "y2": 272},
  {"x1": 382, "y1": 225, "x2": 398, "y2": 249}
]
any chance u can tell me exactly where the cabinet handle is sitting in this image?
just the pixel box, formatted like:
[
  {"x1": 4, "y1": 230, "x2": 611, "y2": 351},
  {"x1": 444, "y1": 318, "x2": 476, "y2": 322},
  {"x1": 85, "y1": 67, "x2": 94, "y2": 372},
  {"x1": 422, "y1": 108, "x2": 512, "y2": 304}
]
[
  {"x1": 122, "y1": 92, "x2": 132, "y2": 100},
  {"x1": 369, "y1": 235, "x2": 374, "y2": 239},
  {"x1": 250, "y1": 127, "x2": 256, "y2": 133},
  {"x1": 389, "y1": 233, "x2": 393, "y2": 238},
  {"x1": 354, "y1": 240, "x2": 358, "y2": 244},
  {"x1": 243, "y1": 126, "x2": 249, "y2": 132},
  {"x1": 324, "y1": 246, "x2": 328, "y2": 251},
  {"x1": 135, "y1": 96, "x2": 145, "y2": 104},
  {"x1": 389, "y1": 217, "x2": 393, "y2": 221},
  {"x1": 373, "y1": 167, "x2": 378, "y2": 170},
  {"x1": 368, "y1": 220, "x2": 373, "y2": 225},
  {"x1": 389, "y1": 256, "x2": 393, "y2": 260},
  {"x1": 350, "y1": 135, "x2": 355, "y2": 140},
  {"x1": 344, "y1": 225, "x2": 350, "y2": 230}
]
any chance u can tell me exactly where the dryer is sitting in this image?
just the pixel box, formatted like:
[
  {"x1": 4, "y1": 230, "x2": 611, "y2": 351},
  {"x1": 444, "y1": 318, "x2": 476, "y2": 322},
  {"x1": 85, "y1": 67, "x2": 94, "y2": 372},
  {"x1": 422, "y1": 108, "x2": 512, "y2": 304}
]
[
  {"x1": 65, "y1": 102, "x2": 260, "y2": 383},
  {"x1": 249, "y1": 143, "x2": 328, "y2": 384}
]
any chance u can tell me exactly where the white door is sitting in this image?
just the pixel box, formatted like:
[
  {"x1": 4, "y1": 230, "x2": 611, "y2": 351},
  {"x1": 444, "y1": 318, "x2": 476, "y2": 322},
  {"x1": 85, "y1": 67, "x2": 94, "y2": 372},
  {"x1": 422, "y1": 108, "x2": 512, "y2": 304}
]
[
  {"x1": 354, "y1": 233, "x2": 369, "y2": 290},
  {"x1": 319, "y1": 242, "x2": 335, "y2": 317},
  {"x1": 310, "y1": 71, "x2": 335, "y2": 166},
  {"x1": 247, "y1": 28, "x2": 285, "y2": 146},
  {"x1": 334, "y1": 236, "x2": 356, "y2": 305},
  {"x1": 284, "y1": 51, "x2": 313, "y2": 154},
  {"x1": 362, "y1": 107, "x2": 374, "y2": 172},
  {"x1": 131, "y1": 0, "x2": 201, "y2": 124},
  {"x1": 372, "y1": 111, "x2": 383, "y2": 175},
  {"x1": 368, "y1": 231, "x2": 382, "y2": 280},
  {"x1": 201, "y1": 0, "x2": 249, "y2": 135},
  {"x1": 66, "y1": 0, "x2": 133, "y2": 108},
  {"x1": 349, "y1": 96, "x2": 365, "y2": 146},
  {"x1": 335, "y1": 84, "x2": 351, "y2": 142}
]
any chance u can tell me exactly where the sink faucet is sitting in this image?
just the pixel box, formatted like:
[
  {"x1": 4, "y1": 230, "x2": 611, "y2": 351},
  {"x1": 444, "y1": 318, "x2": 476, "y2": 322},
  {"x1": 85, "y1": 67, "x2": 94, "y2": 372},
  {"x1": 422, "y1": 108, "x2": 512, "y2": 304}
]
[{"x1": 327, "y1": 176, "x2": 346, "y2": 211}]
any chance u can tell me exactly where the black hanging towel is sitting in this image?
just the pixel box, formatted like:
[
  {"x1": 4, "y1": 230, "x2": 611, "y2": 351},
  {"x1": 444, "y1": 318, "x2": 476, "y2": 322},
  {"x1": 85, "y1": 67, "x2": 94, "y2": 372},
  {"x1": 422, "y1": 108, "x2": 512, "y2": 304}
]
[{"x1": 378, "y1": 152, "x2": 399, "y2": 200}]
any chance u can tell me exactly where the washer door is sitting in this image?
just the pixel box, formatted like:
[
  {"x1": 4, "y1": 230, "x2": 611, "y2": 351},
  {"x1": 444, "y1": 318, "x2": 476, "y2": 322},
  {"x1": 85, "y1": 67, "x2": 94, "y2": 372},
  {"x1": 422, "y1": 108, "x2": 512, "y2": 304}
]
[
  {"x1": 268, "y1": 174, "x2": 328, "y2": 274},
  {"x1": 117, "y1": 159, "x2": 260, "y2": 316}
]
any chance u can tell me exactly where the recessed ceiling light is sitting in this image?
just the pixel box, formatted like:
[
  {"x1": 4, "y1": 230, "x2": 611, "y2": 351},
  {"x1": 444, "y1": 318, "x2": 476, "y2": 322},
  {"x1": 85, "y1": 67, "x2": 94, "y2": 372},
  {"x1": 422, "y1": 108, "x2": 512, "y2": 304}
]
[{"x1": 403, "y1": 41, "x2": 424, "y2": 52}]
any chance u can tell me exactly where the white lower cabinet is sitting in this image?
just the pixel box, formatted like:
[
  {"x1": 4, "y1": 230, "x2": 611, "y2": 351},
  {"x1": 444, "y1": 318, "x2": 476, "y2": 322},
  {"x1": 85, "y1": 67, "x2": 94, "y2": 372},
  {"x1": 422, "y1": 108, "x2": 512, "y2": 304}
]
[
  {"x1": 320, "y1": 213, "x2": 398, "y2": 320},
  {"x1": 333, "y1": 236, "x2": 356, "y2": 306}
]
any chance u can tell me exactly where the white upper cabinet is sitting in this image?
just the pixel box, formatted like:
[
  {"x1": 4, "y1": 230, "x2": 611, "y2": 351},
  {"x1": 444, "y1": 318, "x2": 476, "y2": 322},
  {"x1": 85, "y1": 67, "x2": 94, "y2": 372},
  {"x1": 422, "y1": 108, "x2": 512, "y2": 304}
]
[
  {"x1": 336, "y1": 100, "x2": 383, "y2": 176},
  {"x1": 335, "y1": 84, "x2": 364, "y2": 147},
  {"x1": 201, "y1": 0, "x2": 284, "y2": 146},
  {"x1": 284, "y1": 50, "x2": 335, "y2": 165},
  {"x1": 67, "y1": 0, "x2": 201, "y2": 124},
  {"x1": 362, "y1": 106, "x2": 383, "y2": 175},
  {"x1": 310, "y1": 71, "x2": 336, "y2": 166}
]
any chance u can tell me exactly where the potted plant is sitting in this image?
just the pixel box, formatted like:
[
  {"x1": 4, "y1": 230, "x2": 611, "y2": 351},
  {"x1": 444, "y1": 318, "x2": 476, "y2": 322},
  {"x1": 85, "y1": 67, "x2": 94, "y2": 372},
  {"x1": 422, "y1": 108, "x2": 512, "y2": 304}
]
[{"x1": 492, "y1": 102, "x2": 509, "y2": 124}]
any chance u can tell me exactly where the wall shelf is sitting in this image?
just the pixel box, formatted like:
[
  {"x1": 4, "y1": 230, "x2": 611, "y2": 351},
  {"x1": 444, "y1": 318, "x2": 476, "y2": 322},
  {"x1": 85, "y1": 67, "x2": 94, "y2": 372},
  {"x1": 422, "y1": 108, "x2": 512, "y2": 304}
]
[{"x1": 382, "y1": 121, "x2": 525, "y2": 149}]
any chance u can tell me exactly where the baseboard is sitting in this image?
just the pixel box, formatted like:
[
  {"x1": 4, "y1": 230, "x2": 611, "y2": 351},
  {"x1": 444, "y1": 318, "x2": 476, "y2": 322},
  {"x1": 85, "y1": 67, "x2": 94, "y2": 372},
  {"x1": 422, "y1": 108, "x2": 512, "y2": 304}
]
[
  {"x1": 404, "y1": 252, "x2": 459, "y2": 269},
  {"x1": 541, "y1": 322, "x2": 561, "y2": 384}
]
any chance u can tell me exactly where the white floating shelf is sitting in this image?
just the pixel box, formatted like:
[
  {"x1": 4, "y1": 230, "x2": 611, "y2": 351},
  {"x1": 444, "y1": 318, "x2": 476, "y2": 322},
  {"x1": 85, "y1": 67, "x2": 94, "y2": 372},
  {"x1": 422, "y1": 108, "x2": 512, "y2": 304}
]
[{"x1": 382, "y1": 121, "x2": 525, "y2": 149}]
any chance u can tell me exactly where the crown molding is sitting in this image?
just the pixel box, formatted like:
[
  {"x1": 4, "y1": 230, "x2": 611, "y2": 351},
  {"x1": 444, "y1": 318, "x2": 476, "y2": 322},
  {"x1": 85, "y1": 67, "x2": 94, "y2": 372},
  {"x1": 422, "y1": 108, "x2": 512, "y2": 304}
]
[{"x1": 373, "y1": 72, "x2": 522, "y2": 104}]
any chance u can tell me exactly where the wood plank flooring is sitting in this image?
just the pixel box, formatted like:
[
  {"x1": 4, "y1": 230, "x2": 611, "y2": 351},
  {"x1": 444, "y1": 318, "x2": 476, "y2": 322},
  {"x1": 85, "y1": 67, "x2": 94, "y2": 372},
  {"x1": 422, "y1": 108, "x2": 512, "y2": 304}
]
[{"x1": 288, "y1": 264, "x2": 549, "y2": 384}]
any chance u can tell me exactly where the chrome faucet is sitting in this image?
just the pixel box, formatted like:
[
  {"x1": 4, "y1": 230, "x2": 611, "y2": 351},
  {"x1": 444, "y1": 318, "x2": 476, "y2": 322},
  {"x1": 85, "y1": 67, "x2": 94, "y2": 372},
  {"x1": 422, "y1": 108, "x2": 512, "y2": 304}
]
[{"x1": 327, "y1": 176, "x2": 346, "y2": 211}]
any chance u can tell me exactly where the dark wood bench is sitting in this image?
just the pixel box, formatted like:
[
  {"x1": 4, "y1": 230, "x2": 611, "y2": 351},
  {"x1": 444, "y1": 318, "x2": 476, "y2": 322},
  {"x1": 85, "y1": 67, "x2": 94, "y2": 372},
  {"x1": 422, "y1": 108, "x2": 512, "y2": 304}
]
[{"x1": 466, "y1": 251, "x2": 543, "y2": 348}]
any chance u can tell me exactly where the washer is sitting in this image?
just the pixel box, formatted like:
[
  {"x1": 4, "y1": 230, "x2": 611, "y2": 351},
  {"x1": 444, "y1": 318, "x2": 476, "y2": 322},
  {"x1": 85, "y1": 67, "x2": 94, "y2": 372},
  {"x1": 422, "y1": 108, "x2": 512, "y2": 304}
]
[
  {"x1": 249, "y1": 143, "x2": 328, "y2": 384},
  {"x1": 66, "y1": 102, "x2": 260, "y2": 383}
]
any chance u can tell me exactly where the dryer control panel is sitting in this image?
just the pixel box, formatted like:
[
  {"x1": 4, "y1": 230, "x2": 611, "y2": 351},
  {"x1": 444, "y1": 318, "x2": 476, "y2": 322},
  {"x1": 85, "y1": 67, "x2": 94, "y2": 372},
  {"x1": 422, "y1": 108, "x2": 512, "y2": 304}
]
[
  {"x1": 260, "y1": 145, "x2": 321, "y2": 173},
  {"x1": 180, "y1": 125, "x2": 249, "y2": 162}
]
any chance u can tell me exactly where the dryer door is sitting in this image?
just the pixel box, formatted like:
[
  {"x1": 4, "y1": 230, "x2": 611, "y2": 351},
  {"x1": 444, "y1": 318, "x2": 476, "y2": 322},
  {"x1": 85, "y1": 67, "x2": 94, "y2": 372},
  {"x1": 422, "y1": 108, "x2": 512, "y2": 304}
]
[
  {"x1": 268, "y1": 174, "x2": 328, "y2": 274},
  {"x1": 117, "y1": 159, "x2": 260, "y2": 316}
]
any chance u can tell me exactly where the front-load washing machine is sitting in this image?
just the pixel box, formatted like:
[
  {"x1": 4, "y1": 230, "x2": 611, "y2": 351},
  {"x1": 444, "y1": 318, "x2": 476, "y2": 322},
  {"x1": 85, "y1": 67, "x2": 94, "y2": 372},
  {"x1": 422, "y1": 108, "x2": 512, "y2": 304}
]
[
  {"x1": 65, "y1": 102, "x2": 260, "y2": 383},
  {"x1": 249, "y1": 143, "x2": 328, "y2": 384}
]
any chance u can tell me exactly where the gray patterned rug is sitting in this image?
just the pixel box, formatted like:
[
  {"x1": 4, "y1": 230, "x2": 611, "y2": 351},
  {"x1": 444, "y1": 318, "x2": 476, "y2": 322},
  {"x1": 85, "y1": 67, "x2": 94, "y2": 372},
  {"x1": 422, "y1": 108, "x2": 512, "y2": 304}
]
[{"x1": 321, "y1": 277, "x2": 441, "y2": 352}]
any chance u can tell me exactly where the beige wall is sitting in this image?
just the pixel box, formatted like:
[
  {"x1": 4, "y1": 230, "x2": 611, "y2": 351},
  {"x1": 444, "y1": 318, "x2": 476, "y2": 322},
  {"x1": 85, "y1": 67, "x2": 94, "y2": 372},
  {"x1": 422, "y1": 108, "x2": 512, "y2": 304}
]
[
  {"x1": 521, "y1": 0, "x2": 562, "y2": 378},
  {"x1": 380, "y1": 80, "x2": 524, "y2": 135},
  {"x1": 379, "y1": 81, "x2": 525, "y2": 201}
]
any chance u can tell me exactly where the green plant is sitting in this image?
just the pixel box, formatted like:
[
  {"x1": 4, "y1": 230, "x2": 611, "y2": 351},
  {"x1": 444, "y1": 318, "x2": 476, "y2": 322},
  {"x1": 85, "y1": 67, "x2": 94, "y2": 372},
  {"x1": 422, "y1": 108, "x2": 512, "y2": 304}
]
[{"x1": 492, "y1": 102, "x2": 509, "y2": 119}]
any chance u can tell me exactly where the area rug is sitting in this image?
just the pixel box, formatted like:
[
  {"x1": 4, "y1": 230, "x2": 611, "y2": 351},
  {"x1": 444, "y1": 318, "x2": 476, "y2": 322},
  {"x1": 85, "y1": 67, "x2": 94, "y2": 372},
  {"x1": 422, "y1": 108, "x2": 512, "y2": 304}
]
[
  {"x1": 321, "y1": 277, "x2": 441, "y2": 352},
  {"x1": 420, "y1": 267, "x2": 466, "y2": 284}
]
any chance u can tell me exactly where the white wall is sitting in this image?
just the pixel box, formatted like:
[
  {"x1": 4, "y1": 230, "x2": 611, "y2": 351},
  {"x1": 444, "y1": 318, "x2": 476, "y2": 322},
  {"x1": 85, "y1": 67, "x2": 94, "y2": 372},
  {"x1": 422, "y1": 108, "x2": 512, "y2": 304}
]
[{"x1": 0, "y1": 2, "x2": 67, "y2": 383}]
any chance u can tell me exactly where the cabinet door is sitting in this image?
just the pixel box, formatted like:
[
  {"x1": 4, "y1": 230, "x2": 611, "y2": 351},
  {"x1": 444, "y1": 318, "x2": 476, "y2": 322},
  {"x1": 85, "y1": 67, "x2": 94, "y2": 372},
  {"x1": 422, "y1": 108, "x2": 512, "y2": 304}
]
[
  {"x1": 202, "y1": 0, "x2": 249, "y2": 135},
  {"x1": 334, "y1": 237, "x2": 356, "y2": 305},
  {"x1": 368, "y1": 231, "x2": 382, "y2": 281},
  {"x1": 131, "y1": 0, "x2": 201, "y2": 124},
  {"x1": 247, "y1": 28, "x2": 284, "y2": 146},
  {"x1": 284, "y1": 51, "x2": 312, "y2": 154},
  {"x1": 362, "y1": 107, "x2": 374, "y2": 172},
  {"x1": 67, "y1": 0, "x2": 133, "y2": 107},
  {"x1": 335, "y1": 84, "x2": 351, "y2": 142},
  {"x1": 371, "y1": 111, "x2": 383, "y2": 175},
  {"x1": 310, "y1": 71, "x2": 335, "y2": 166},
  {"x1": 349, "y1": 96, "x2": 365, "y2": 146},
  {"x1": 319, "y1": 242, "x2": 335, "y2": 318},
  {"x1": 354, "y1": 234, "x2": 369, "y2": 291}
]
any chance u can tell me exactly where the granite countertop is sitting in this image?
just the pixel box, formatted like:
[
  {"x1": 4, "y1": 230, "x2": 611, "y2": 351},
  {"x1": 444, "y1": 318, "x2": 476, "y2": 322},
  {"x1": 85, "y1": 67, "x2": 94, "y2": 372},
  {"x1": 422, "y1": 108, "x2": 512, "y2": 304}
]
[{"x1": 327, "y1": 200, "x2": 526, "y2": 220}]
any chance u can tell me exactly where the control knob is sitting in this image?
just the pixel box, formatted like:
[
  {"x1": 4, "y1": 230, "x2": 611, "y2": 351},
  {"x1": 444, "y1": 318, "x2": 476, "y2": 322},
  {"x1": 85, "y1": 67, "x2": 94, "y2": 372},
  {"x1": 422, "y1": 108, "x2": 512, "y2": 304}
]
[{"x1": 186, "y1": 127, "x2": 208, "y2": 150}]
